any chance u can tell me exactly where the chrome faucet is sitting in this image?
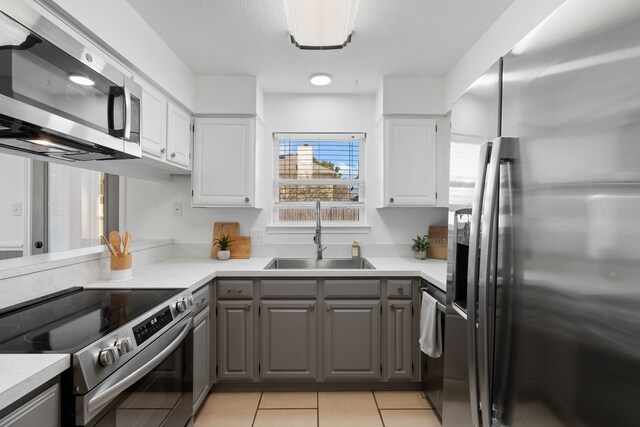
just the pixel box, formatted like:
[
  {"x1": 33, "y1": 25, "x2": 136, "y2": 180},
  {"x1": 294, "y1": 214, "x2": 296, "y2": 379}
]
[{"x1": 313, "y1": 200, "x2": 326, "y2": 260}]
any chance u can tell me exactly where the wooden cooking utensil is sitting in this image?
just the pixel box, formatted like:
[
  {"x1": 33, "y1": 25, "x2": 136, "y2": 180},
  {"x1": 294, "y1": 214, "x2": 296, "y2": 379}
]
[
  {"x1": 123, "y1": 232, "x2": 131, "y2": 255},
  {"x1": 109, "y1": 231, "x2": 122, "y2": 256},
  {"x1": 101, "y1": 235, "x2": 117, "y2": 256}
]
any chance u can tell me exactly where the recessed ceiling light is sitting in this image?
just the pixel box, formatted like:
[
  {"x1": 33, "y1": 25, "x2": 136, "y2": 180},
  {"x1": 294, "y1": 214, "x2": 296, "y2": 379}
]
[
  {"x1": 310, "y1": 74, "x2": 332, "y2": 86},
  {"x1": 68, "y1": 74, "x2": 95, "y2": 86}
]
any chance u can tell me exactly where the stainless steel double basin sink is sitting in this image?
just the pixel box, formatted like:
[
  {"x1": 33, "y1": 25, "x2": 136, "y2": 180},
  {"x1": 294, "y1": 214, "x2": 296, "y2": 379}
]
[{"x1": 264, "y1": 258, "x2": 375, "y2": 270}]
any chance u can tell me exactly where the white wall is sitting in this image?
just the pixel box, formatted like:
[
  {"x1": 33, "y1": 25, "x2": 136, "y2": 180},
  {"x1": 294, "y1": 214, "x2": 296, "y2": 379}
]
[
  {"x1": 125, "y1": 94, "x2": 447, "y2": 245},
  {"x1": 444, "y1": 0, "x2": 565, "y2": 110},
  {"x1": 195, "y1": 76, "x2": 260, "y2": 117},
  {"x1": 382, "y1": 77, "x2": 445, "y2": 116},
  {"x1": 0, "y1": 154, "x2": 26, "y2": 250},
  {"x1": 49, "y1": 0, "x2": 196, "y2": 110}
]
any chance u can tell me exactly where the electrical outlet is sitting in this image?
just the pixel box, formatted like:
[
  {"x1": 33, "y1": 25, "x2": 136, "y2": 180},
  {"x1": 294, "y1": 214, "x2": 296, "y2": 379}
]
[
  {"x1": 173, "y1": 202, "x2": 183, "y2": 217},
  {"x1": 12, "y1": 203, "x2": 22, "y2": 216},
  {"x1": 250, "y1": 229, "x2": 263, "y2": 243}
]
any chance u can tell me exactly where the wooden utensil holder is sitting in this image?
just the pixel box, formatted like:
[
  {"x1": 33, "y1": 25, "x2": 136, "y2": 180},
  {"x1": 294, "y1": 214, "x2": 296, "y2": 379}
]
[
  {"x1": 111, "y1": 254, "x2": 132, "y2": 270},
  {"x1": 110, "y1": 254, "x2": 132, "y2": 281}
]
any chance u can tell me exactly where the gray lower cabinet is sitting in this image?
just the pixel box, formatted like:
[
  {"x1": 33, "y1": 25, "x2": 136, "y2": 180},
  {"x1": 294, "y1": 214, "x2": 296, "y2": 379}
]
[
  {"x1": 385, "y1": 299, "x2": 413, "y2": 380},
  {"x1": 193, "y1": 306, "x2": 210, "y2": 413},
  {"x1": 323, "y1": 300, "x2": 381, "y2": 381},
  {"x1": 0, "y1": 383, "x2": 59, "y2": 427},
  {"x1": 217, "y1": 300, "x2": 254, "y2": 381},
  {"x1": 260, "y1": 300, "x2": 317, "y2": 380}
]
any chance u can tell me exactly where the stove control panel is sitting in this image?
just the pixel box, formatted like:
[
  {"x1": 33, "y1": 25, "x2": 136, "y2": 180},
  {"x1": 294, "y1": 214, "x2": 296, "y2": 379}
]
[{"x1": 133, "y1": 306, "x2": 173, "y2": 346}]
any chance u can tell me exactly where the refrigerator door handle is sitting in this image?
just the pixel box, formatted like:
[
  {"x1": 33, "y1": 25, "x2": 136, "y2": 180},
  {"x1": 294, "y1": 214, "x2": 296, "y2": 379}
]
[
  {"x1": 466, "y1": 141, "x2": 492, "y2": 427},
  {"x1": 477, "y1": 137, "x2": 516, "y2": 427}
]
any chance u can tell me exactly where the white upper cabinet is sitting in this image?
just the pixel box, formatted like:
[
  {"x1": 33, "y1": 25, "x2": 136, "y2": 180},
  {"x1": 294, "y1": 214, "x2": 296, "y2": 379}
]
[
  {"x1": 140, "y1": 82, "x2": 167, "y2": 159},
  {"x1": 167, "y1": 103, "x2": 192, "y2": 168},
  {"x1": 382, "y1": 117, "x2": 438, "y2": 206},
  {"x1": 138, "y1": 79, "x2": 192, "y2": 171},
  {"x1": 192, "y1": 117, "x2": 257, "y2": 207}
]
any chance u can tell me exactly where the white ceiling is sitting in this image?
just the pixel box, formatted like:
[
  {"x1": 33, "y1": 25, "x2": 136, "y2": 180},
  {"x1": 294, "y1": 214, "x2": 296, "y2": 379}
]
[{"x1": 126, "y1": 0, "x2": 515, "y2": 94}]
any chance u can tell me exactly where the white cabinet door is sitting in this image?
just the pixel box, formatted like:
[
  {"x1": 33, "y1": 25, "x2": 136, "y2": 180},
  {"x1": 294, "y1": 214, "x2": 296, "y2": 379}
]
[
  {"x1": 140, "y1": 82, "x2": 167, "y2": 160},
  {"x1": 167, "y1": 103, "x2": 192, "y2": 169},
  {"x1": 384, "y1": 117, "x2": 437, "y2": 206},
  {"x1": 192, "y1": 117, "x2": 255, "y2": 207}
]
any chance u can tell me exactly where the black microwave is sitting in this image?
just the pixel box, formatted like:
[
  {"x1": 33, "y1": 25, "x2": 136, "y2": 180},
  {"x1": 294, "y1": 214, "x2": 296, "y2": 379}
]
[{"x1": 0, "y1": 1, "x2": 141, "y2": 161}]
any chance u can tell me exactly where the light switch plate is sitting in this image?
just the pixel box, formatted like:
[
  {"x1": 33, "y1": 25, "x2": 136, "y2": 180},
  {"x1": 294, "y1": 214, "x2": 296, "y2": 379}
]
[
  {"x1": 250, "y1": 229, "x2": 263, "y2": 243},
  {"x1": 173, "y1": 202, "x2": 183, "y2": 217}
]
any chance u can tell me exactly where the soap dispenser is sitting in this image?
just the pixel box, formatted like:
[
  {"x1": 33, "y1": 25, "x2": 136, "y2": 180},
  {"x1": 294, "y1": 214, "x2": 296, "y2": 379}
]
[{"x1": 352, "y1": 241, "x2": 361, "y2": 259}]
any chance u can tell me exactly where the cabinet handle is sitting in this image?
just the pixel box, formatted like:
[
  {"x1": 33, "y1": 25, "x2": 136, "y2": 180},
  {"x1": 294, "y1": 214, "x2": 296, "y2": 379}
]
[
  {"x1": 171, "y1": 152, "x2": 176, "y2": 158},
  {"x1": 245, "y1": 197, "x2": 250, "y2": 203},
  {"x1": 160, "y1": 148, "x2": 166, "y2": 154},
  {"x1": 389, "y1": 197, "x2": 394, "y2": 203},
  {"x1": 397, "y1": 287, "x2": 404, "y2": 295},
  {"x1": 227, "y1": 289, "x2": 244, "y2": 294}
]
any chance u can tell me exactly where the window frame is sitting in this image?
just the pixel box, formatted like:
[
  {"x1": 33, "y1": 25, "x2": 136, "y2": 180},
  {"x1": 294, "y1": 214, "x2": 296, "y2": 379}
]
[{"x1": 272, "y1": 132, "x2": 366, "y2": 226}]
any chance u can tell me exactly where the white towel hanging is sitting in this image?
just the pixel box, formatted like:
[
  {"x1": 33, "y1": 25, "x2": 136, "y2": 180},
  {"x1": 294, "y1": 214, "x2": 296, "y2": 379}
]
[{"x1": 419, "y1": 290, "x2": 443, "y2": 358}]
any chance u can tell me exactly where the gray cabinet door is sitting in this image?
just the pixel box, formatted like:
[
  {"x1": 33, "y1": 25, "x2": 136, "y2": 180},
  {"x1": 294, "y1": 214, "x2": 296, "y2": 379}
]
[
  {"x1": 193, "y1": 306, "x2": 210, "y2": 413},
  {"x1": 324, "y1": 300, "x2": 381, "y2": 381},
  {"x1": 385, "y1": 300, "x2": 413, "y2": 381},
  {"x1": 217, "y1": 300, "x2": 254, "y2": 381},
  {"x1": 260, "y1": 300, "x2": 317, "y2": 381},
  {"x1": 0, "y1": 383, "x2": 59, "y2": 427}
]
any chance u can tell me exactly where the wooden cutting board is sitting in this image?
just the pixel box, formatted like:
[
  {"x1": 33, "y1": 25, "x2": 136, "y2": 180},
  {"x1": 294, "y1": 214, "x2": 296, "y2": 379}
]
[
  {"x1": 211, "y1": 222, "x2": 250, "y2": 259},
  {"x1": 427, "y1": 225, "x2": 448, "y2": 260}
]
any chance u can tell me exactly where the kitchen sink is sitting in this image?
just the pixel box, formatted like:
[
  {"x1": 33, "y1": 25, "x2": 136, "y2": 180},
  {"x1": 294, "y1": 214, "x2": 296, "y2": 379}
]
[{"x1": 264, "y1": 258, "x2": 375, "y2": 270}]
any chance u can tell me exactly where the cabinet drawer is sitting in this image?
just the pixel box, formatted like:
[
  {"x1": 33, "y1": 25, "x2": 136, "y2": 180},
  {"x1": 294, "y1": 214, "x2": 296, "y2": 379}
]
[
  {"x1": 217, "y1": 280, "x2": 253, "y2": 299},
  {"x1": 324, "y1": 280, "x2": 381, "y2": 298},
  {"x1": 260, "y1": 280, "x2": 317, "y2": 298},
  {"x1": 387, "y1": 279, "x2": 413, "y2": 299}
]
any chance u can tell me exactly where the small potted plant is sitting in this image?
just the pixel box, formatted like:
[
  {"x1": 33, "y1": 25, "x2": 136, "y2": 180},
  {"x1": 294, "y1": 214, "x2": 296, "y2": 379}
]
[
  {"x1": 213, "y1": 234, "x2": 234, "y2": 260},
  {"x1": 411, "y1": 234, "x2": 431, "y2": 260}
]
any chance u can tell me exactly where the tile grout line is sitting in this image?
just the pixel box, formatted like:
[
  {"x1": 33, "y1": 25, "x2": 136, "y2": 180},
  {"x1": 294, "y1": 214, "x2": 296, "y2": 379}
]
[
  {"x1": 317, "y1": 391, "x2": 320, "y2": 427},
  {"x1": 372, "y1": 391, "x2": 387, "y2": 427},
  {"x1": 251, "y1": 392, "x2": 263, "y2": 427}
]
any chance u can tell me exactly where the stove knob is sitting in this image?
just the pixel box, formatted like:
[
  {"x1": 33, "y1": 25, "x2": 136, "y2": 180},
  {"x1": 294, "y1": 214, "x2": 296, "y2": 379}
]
[
  {"x1": 116, "y1": 337, "x2": 133, "y2": 355},
  {"x1": 176, "y1": 298, "x2": 188, "y2": 313},
  {"x1": 187, "y1": 295, "x2": 195, "y2": 307},
  {"x1": 98, "y1": 346, "x2": 120, "y2": 367}
]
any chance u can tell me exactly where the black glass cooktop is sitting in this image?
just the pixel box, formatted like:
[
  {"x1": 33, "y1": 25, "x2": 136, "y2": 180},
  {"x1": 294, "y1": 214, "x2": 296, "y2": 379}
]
[{"x1": 0, "y1": 287, "x2": 181, "y2": 353}]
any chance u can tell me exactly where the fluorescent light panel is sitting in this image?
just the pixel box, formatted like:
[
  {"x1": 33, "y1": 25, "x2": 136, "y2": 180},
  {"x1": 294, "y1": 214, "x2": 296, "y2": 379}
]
[{"x1": 284, "y1": 0, "x2": 359, "y2": 49}]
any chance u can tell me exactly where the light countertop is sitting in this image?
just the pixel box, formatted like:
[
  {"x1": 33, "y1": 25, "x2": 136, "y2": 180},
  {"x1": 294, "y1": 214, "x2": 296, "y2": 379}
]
[
  {"x1": 0, "y1": 354, "x2": 70, "y2": 412},
  {"x1": 84, "y1": 257, "x2": 447, "y2": 291}
]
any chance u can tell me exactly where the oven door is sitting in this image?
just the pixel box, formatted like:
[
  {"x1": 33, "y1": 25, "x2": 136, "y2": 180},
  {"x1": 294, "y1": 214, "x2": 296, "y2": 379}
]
[{"x1": 77, "y1": 316, "x2": 193, "y2": 427}]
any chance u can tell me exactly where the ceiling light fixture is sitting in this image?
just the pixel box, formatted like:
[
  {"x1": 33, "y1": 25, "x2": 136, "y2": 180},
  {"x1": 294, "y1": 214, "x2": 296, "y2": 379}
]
[
  {"x1": 310, "y1": 74, "x2": 332, "y2": 86},
  {"x1": 283, "y1": 0, "x2": 359, "y2": 50},
  {"x1": 68, "y1": 74, "x2": 95, "y2": 86}
]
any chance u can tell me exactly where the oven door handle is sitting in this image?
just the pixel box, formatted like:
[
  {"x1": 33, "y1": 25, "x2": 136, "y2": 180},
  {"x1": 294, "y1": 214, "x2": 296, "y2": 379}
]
[{"x1": 87, "y1": 317, "x2": 192, "y2": 414}]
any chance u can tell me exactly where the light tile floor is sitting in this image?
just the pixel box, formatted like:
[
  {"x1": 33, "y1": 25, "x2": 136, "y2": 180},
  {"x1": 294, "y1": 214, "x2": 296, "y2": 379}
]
[{"x1": 194, "y1": 391, "x2": 441, "y2": 427}]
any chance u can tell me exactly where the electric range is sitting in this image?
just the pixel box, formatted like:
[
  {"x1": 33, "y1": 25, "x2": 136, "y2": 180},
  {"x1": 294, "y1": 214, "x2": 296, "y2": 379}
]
[{"x1": 0, "y1": 287, "x2": 195, "y2": 426}]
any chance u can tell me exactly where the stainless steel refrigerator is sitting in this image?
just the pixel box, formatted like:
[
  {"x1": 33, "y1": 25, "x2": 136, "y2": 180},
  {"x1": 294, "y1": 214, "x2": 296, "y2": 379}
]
[{"x1": 443, "y1": 0, "x2": 640, "y2": 426}]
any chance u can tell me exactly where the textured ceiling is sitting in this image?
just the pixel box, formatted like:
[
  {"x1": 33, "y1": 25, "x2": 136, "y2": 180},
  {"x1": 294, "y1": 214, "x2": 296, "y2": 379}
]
[{"x1": 126, "y1": 0, "x2": 515, "y2": 94}]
